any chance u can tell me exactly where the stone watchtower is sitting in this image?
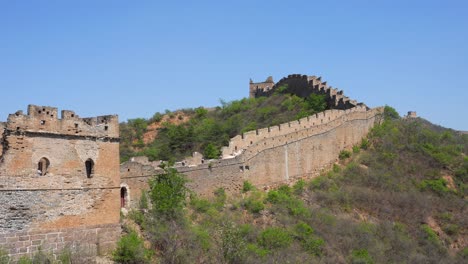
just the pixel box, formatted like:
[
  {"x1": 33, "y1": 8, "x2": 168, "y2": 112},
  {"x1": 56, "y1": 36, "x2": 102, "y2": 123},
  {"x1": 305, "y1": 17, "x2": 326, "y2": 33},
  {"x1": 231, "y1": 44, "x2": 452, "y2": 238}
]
[
  {"x1": 249, "y1": 76, "x2": 275, "y2": 98},
  {"x1": 0, "y1": 105, "x2": 121, "y2": 260}
]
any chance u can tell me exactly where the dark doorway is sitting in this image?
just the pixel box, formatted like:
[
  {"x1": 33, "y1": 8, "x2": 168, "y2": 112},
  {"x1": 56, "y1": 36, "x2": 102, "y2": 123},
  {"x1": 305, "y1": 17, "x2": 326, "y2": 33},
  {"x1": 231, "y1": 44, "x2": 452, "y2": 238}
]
[
  {"x1": 85, "y1": 159, "x2": 94, "y2": 178},
  {"x1": 37, "y1": 157, "x2": 50, "y2": 176},
  {"x1": 120, "y1": 187, "x2": 127, "y2": 208}
]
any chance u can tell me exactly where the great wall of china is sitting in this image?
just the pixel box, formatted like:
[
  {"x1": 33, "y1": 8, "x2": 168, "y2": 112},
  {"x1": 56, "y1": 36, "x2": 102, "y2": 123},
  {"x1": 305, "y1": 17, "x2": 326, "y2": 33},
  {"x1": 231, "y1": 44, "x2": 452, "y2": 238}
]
[
  {"x1": 0, "y1": 74, "x2": 383, "y2": 260},
  {"x1": 120, "y1": 74, "x2": 383, "y2": 207}
]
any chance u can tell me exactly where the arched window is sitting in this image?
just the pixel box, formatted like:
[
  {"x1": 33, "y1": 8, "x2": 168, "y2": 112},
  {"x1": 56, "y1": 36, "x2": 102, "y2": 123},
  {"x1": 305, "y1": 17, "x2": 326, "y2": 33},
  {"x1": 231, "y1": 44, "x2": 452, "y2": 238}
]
[
  {"x1": 120, "y1": 187, "x2": 128, "y2": 208},
  {"x1": 85, "y1": 159, "x2": 94, "y2": 178},
  {"x1": 37, "y1": 157, "x2": 50, "y2": 176}
]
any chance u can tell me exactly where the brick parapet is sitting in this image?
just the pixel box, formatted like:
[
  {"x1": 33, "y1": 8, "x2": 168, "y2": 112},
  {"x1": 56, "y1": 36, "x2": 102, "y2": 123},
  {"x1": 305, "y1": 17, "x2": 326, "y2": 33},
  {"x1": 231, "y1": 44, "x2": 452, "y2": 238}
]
[{"x1": 5, "y1": 105, "x2": 118, "y2": 139}]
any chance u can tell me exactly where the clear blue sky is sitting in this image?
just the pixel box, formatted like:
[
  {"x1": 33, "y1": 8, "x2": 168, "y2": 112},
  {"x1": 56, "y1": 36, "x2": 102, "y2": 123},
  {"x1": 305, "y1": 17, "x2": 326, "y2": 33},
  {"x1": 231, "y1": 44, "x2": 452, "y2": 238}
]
[{"x1": 1, "y1": 1, "x2": 467, "y2": 130}]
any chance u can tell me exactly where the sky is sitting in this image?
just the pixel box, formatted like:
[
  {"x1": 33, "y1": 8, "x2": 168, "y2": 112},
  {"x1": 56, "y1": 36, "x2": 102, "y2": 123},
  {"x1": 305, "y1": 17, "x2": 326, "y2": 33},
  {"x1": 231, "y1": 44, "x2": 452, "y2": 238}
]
[{"x1": 0, "y1": 0, "x2": 467, "y2": 130}]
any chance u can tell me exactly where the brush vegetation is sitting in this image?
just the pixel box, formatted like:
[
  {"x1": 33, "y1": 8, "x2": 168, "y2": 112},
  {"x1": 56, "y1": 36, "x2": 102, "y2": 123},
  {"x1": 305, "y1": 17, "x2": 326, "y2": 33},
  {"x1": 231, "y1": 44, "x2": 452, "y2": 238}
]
[
  {"x1": 120, "y1": 88, "x2": 328, "y2": 162},
  {"x1": 115, "y1": 107, "x2": 468, "y2": 263}
]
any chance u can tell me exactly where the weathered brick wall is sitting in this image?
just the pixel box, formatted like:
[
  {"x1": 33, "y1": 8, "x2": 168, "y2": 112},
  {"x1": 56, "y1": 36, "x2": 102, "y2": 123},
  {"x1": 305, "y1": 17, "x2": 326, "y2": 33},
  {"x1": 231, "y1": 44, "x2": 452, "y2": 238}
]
[
  {"x1": 0, "y1": 223, "x2": 120, "y2": 262},
  {"x1": 121, "y1": 107, "x2": 383, "y2": 199},
  {"x1": 0, "y1": 105, "x2": 121, "y2": 259}
]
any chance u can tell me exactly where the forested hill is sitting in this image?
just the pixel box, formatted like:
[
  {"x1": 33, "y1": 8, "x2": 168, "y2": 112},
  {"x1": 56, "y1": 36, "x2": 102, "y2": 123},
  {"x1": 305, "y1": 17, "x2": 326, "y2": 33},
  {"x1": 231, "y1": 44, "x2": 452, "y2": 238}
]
[
  {"x1": 114, "y1": 109, "x2": 468, "y2": 263},
  {"x1": 120, "y1": 90, "x2": 328, "y2": 162}
]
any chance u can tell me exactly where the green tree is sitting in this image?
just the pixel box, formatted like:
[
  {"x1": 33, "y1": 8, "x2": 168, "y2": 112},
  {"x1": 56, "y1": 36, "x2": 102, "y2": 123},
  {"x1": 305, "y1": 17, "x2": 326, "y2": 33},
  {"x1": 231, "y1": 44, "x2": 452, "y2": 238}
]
[
  {"x1": 149, "y1": 163, "x2": 188, "y2": 219},
  {"x1": 204, "y1": 143, "x2": 220, "y2": 159}
]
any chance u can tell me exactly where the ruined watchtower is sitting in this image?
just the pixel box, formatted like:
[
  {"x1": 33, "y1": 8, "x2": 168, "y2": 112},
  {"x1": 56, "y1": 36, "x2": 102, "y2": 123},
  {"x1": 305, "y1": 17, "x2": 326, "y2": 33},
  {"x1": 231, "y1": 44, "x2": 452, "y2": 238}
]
[
  {"x1": 0, "y1": 105, "x2": 121, "y2": 259},
  {"x1": 249, "y1": 76, "x2": 275, "y2": 98}
]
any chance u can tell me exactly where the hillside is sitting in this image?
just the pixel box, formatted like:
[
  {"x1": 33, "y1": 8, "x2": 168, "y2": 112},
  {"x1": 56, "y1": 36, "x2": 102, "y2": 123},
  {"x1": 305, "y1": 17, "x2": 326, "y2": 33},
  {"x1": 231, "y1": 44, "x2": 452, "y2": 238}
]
[
  {"x1": 119, "y1": 89, "x2": 328, "y2": 162},
  {"x1": 116, "y1": 110, "x2": 468, "y2": 263}
]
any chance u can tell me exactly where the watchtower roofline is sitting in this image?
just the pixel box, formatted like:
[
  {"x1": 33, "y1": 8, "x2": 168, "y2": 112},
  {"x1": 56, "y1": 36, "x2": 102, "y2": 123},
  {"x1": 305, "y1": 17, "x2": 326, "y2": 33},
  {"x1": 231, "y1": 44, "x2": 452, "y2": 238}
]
[{"x1": 4, "y1": 104, "x2": 119, "y2": 138}]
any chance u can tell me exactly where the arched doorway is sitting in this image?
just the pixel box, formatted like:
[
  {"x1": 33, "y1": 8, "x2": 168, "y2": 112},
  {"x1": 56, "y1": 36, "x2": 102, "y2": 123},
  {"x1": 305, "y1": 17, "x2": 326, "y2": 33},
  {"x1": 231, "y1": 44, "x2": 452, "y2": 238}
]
[
  {"x1": 37, "y1": 157, "x2": 50, "y2": 176},
  {"x1": 120, "y1": 187, "x2": 128, "y2": 208},
  {"x1": 85, "y1": 159, "x2": 94, "y2": 178}
]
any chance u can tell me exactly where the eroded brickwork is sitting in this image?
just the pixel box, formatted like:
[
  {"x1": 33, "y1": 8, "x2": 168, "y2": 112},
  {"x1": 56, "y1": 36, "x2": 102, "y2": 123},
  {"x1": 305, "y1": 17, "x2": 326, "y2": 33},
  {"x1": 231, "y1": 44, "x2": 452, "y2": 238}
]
[{"x1": 0, "y1": 105, "x2": 120, "y2": 260}]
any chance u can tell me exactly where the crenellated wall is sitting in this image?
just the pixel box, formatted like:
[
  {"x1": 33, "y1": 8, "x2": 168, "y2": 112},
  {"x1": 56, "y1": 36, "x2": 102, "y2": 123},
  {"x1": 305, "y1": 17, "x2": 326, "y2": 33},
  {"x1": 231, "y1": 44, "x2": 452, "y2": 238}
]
[
  {"x1": 0, "y1": 105, "x2": 121, "y2": 260},
  {"x1": 221, "y1": 106, "x2": 368, "y2": 158},
  {"x1": 250, "y1": 74, "x2": 360, "y2": 110},
  {"x1": 121, "y1": 106, "x2": 383, "y2": 199}
]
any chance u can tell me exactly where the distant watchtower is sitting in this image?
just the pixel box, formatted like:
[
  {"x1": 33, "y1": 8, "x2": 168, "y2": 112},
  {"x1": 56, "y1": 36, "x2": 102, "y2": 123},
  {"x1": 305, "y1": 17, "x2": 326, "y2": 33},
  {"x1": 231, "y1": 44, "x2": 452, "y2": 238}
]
[{"x1": 249, "y1": 76, "x2": 275, "y2": 98}]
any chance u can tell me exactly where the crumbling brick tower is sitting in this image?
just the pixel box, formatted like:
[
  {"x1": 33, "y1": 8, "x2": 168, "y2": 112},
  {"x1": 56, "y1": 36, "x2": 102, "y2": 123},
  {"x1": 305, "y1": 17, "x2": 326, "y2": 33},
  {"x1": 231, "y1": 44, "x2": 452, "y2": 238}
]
[{"x1": 0, "y1": 105, "x2": 121, "y2": 260}]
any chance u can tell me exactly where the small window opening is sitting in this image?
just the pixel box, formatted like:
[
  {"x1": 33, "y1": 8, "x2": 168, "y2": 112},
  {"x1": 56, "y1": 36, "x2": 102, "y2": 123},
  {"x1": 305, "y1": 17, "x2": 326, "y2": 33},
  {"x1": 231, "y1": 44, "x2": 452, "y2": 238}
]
[
  {"x1": 104, "y1": 126, "x2": 108, "y2": 131},
  {"x1": 40, "y1": 120, "x2": 46, "y2": 125},
  {"x1": 75, "y1": 123, "x2": 79, "y2": 128},
  {"x1": 71, "y1": 114, "x2": 75, "y2": 118},
  {"x1": 120, "y1": 187, "x2": 128, "y2": 208},
  {"x1": 46, "y1": 111, "x2": 49, "y2": 115},
  {"x1": 16, "y1": 127, "x2": 20, "y2": 131},
  {"x1": 38, "y1": 110, "x2": 42, "y2": 114},
  {"x1": 37, "y1": 157, "x2": 50, "y2": 176},
  {"x1": 245, "y1": 165, "x2": 250, "y2": 170},
  {"x1": 239, "y1": 166, "x2": 244, "y2": 172},
  {"x1": 127, "y1": 168, "x2": 130, "y2": 172},
  {"x1": 85, "y1": 159, "x2": 94, "y2": 178}
]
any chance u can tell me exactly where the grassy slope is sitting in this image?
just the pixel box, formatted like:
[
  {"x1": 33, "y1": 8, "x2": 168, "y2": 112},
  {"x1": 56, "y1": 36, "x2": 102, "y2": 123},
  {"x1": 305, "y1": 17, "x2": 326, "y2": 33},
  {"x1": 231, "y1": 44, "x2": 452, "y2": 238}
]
[{"x1": 124, "y1": 113, "x2": 467, "y2": 263}]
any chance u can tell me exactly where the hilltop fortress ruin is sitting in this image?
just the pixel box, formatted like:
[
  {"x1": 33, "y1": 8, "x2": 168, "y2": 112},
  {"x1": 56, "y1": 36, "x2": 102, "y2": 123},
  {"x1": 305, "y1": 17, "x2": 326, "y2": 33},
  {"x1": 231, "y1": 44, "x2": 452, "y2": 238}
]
[{"x1": 0, "y1": 74, "x2": 383, "y2": 260}]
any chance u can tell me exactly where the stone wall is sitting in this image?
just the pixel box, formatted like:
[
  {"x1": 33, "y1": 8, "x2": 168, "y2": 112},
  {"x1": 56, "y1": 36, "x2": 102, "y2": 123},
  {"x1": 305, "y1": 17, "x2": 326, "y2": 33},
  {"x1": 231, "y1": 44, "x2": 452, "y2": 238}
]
[
  {"x1": 249, "y1": 76, "x2": 275, "y2": 98},
  {"x1": 121, "y1": 106, "x2": 383, "y2": 199},
  {"x1": 250, "y1": 74, "x2": 359, "y2": 110},
  {"x1": 0, "y1": 105, "x2": 121, "y2": 259},
  {"x1": 0, "y1": 223, "x2": 120, "y2": 261}
]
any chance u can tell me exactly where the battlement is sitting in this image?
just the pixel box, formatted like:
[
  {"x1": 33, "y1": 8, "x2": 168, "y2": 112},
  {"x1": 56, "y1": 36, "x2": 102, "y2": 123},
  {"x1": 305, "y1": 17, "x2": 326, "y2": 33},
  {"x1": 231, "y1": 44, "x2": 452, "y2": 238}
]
[
  {"x1": 221, "y1": 105, "x2": 374, "y2": 158},
  {"x1": 5, "y1": 104, "x2": 119, "y2": 139},
  {"x1": 250, "y1": 74, "x2": 363, "y2": 110}
]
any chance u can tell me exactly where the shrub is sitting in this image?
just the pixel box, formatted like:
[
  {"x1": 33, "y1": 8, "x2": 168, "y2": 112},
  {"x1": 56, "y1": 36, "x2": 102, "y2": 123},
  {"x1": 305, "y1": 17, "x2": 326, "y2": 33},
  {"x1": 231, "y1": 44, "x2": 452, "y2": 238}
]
[
  {"x1": 242, "y1": 181, "x2": 254, "y2": 193},
  {"x1": 128, "y1": 210, "x2": 145, "y2": 226},
  {"x1": 151, "y1": 112, "x2": 163, "y2": 123},
  {"x1": 112, "y1": 230, "x2": 152, "y2": 263},
  {"x1": 0, "y1": 248, "x2": 9, "y2": 264},
  {"x1": 419, "y1": 179, "x2": 450, "y2": 196},
  {"x1": 384, "y1": 105, "x2": 399, "y2": 120},
  {"x1": 190, "y1": 194, "x2": 211, "y2": 213},
  {"x1": 339, "y1": 150, "x2": 352, "y2": 160},
  {"x1": 421, "y1": 224, "x2": 440, "y2": 245},
  {"x1": 17, "y1": 256, "x2": 32, "y2": 264},
  {"x1": 360, "y1": 138, "x2": 370, "y2": 150},
  {"x1": 244, "y1": 198, "x2": 265, "y2": 214},
  {"x1": 214, "y1": 187, "x2": 227, "y2": 209},
  {"x1": 291, "y1": 222, "x2": 325, "y2": 255},
  {"x1": 221, "y1": 223, "x2": 247, "y2": 263},
  {"x1": 258, "y1": 227, "x2": 292, "y2": 250},
  {"x1": 149, "y1": 164, "x2": 188, "y2": 219},
  {"x1": 204, "y1": 143, "x2": 220, "y2": 159},
  {"x1": 350, "y1": 249, "x2": 374, "y2": 264},
  {"x1": 139, "y1": 191, "x2": 149, "y2": 210},
  {"x1": 353, "y1": 145, "x2": 360, "y2": 153},
  {"x1": 293, "y1": 179, "x2": 306, "y2": 195},
  {"x1": 442, "y1": 224, "x2": 459, "y2": 236}
]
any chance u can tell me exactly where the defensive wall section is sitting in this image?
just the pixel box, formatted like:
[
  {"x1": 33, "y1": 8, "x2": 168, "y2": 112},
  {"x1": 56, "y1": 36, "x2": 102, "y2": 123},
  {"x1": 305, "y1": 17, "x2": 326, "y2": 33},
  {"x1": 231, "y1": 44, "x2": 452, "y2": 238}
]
[
  {"x1": 121, "y1": 105, "x2": 383, "y2": 205},
  {"x1": 250, "y1": 74, "x2": 360, "y2": 110},
  {"x1": 0, "y1": 105, "x2": 121, "y2": 260}
]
